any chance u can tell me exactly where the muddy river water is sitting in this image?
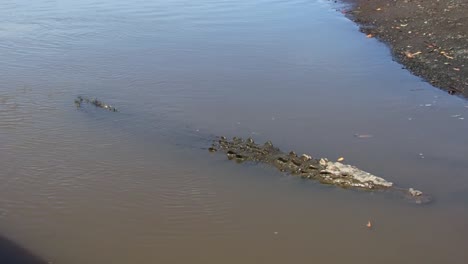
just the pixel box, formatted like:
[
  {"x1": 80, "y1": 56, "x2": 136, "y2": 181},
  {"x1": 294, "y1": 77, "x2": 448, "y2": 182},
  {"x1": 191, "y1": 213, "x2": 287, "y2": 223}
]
[{"x1": 1, "y1": 0, "x2": 468, "y2": 263}]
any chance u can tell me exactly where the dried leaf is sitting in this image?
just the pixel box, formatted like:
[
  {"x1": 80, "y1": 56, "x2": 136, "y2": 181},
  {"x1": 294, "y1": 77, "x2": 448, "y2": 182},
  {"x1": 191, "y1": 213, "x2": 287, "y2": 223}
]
[
  {"x1": 404, "y1": 51, "x2": 422, "y2": 58},
  {"x1": 440, "y1": 51, "x2": 454, "y2": 59},
  {"x1": 354, "y1": 134, "x2": 373, "y2": 138},
  {"x1": 404, "y1": 51, "x2": 414, "y2": 58}
]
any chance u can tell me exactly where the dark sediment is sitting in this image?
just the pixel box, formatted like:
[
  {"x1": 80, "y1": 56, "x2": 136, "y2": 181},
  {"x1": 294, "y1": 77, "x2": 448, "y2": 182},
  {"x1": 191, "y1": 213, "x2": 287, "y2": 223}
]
[
  {"x1": 339, "y1": 0, "x2": 468, "y2": 97},
  {"x1": 210, "y1": 136, "x2": 432, "y2": 204}
]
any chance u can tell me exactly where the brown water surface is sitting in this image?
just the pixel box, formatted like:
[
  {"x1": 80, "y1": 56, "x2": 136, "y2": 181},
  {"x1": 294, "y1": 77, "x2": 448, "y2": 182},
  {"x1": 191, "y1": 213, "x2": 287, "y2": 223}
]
[{"x1": 1, "y1": 0, "x2": 468, "y2": 263}]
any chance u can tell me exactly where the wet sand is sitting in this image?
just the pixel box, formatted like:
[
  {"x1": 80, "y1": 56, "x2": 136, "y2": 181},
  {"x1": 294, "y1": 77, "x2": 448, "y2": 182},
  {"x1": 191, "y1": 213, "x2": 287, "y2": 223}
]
[{"x1": 340, "y1": 0, "x2": 468, "y2": 97}]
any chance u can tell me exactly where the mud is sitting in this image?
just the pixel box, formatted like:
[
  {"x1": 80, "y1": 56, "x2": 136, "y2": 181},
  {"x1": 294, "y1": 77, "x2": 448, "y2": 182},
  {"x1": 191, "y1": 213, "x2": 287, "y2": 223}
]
[
  {"x1": 339, "y1": 0, "x2": 468, "y2": 97},
  {"x1": 210, "y1": 136, "x2": 432, "y2": 204}
]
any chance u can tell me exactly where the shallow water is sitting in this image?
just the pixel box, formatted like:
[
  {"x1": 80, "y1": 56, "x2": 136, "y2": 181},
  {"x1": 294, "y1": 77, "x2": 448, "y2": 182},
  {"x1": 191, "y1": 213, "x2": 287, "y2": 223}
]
[{"x1": 1, "y1": 0, "x2": 468, "y2": 263}]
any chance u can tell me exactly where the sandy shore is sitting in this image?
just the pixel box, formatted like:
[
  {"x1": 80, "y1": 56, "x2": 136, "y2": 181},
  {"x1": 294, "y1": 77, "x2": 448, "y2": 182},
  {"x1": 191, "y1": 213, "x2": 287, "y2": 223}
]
[{"x1": 340, "y1": 0, "x2": 468, "y2": 97}]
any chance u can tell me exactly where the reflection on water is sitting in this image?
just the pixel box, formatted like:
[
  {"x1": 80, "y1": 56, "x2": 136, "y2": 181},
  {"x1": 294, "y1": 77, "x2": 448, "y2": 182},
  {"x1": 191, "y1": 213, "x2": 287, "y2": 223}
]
[
  {"x1": 1, "y1": 0, "x2": 468, "y2": 263},
  {"x1": 0, "y1": 235, "x2": 47, "y2": 264}
]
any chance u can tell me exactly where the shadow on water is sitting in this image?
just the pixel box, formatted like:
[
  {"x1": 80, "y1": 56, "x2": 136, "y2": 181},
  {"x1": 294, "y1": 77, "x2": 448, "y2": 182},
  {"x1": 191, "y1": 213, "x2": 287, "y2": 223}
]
[{"x1": 0, "y1": 235, "x2": 47, "y2": 264}]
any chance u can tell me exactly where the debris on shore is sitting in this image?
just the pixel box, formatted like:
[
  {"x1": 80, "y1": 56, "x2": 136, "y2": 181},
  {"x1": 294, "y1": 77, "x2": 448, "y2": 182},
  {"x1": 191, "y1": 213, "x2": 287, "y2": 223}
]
[
  {"x1": 339, "y1": 0, "x2": 468, "y2": 97},
  {"x1": 209, "y1": 136, "x2": 431, "y2": 204},
  {"x1": 74, "y1": 96, "x2": 117, "y2": 112}
]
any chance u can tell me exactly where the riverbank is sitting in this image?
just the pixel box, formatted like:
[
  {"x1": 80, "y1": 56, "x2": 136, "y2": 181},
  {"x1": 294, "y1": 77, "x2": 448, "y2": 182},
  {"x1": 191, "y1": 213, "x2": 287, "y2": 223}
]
[{"x1": 339, "y1": 0, "x2": 468, "y2": 97}]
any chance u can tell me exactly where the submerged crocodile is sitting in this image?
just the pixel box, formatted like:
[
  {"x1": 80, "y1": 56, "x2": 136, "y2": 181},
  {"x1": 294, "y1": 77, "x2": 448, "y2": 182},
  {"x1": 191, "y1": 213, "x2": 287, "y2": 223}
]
[
  {"x1": 72, "y1": 97, "x2": 429, "y2": 204},
  {"x1": 209, "y1": 136, "x2": 431, "y2": 204},
  {"x1": 74, "y1": 96, "x2": 117, "y2": 112}
]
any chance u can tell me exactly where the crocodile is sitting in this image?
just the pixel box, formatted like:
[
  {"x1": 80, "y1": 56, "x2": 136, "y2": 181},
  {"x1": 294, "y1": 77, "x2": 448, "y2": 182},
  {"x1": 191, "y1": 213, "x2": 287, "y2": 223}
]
[
  {"x1": 72, "y1": 97, "x2": 430, "y2": 204},
  {"x1": 209, "y1": 136, "x2": 432, "y2": 204},
  {"x1": 74, "y1": 96, "x2": 117, "y2": 112}
]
